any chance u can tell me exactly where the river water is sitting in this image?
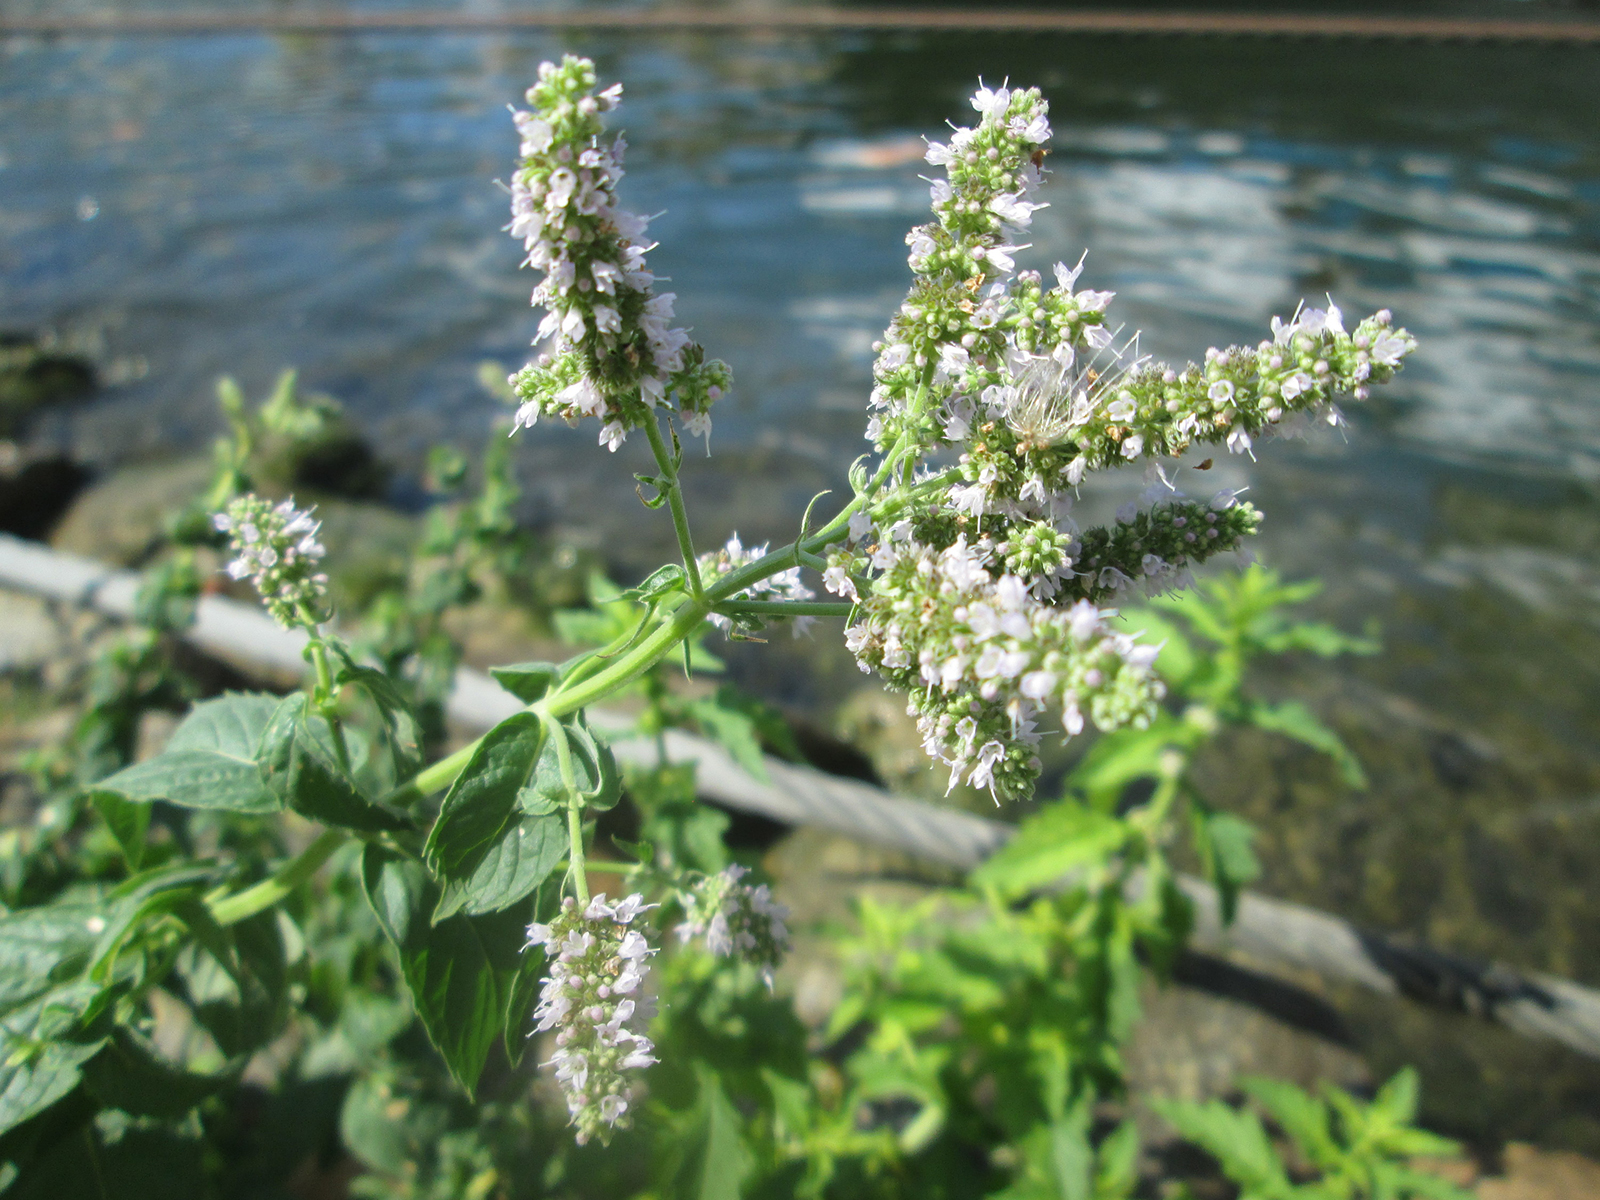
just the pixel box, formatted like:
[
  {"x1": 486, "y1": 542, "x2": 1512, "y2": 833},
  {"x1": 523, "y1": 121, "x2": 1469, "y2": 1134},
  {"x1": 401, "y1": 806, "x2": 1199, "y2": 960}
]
[{"x1": 4, "y1": 15, "x2": 1600, "y2": 1144}]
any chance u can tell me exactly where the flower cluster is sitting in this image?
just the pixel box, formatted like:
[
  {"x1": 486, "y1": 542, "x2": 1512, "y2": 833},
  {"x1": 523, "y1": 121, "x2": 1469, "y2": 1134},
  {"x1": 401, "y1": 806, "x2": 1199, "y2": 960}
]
[
  {"x1": 823, "y1": 81, "x2": 1417, "y2": 800},
  {"x1": 698, "y1": 533, "x2": 816, "y2": 636},
  {"x1": 212, "y1": 494, "x2": 329, "y2": 628},
  {"x1": 527, "y1": 894, "x2": 658, "y2": 1145},
  {"x1": 675, "y1": 865, "x2": 792, "y2": 986},
  {"x1": 506, "y1": 56, "x2": 732, "y2": 453}
]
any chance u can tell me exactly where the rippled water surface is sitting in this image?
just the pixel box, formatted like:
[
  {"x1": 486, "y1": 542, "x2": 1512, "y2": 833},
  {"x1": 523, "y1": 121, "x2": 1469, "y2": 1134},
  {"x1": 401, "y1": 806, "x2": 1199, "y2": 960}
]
[{"x1": 5, "y1": 18, "x2": 1600, "y2": 1140}]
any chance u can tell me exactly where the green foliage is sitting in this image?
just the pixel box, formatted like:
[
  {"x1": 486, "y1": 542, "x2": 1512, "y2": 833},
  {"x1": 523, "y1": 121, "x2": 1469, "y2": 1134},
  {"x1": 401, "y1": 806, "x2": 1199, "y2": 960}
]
[
  {"x1": 1066, "y1": 565, "x2": 1377, "y2": 922},
  {"x1": 1154, "y1": 1070, "x2": 1473, "y2": 1200},
  {"x1": 0, "y1": 350, "x2": 1463, "y2": 1199}
]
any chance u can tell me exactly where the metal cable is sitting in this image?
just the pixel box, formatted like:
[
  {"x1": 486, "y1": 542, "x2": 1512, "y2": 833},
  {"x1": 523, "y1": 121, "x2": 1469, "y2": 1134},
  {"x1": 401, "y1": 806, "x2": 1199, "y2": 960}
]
[{"x1": 2, "y1": 530, "x2": 1597, "y2": 1059}]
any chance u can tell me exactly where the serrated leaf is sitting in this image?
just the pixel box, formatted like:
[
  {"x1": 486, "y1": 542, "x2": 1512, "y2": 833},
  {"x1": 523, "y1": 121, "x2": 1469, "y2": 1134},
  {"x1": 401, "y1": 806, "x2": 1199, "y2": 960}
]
[
  {"x1": 97, "y1": 690, "x2": 284, "y2": 812},
  {"x1": 360, "y1": 848, "x2": 524, "y2": 1097},
  {"x1": 97, "y1": 749, "x2": 278, "y2": 813},
  {"x1": 361, "y1": 845, "x2": 427, "y2": 948},
  {"x1": 433, "y1": 812, "x2": 566, "y2": 922},
  {"x1": 489, "y1": 661, "x2": 563, "y2": 705},
  {"x1": 424, "y1": 712, "x2": 543, "y2": 882},
  {"x1": 0, "y1": 983, "x2": 108, "y2": 1139},
  {"x1": 284, "y1": 721, "x2": 409, "y2": 833}
]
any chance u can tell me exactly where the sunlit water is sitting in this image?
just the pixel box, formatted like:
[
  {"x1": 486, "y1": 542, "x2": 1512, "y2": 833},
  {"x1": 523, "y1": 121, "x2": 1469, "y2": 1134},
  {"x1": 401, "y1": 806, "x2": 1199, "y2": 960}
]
[{"x1": 5, "y1": 18, "x2": 1600, "y2": 1140}]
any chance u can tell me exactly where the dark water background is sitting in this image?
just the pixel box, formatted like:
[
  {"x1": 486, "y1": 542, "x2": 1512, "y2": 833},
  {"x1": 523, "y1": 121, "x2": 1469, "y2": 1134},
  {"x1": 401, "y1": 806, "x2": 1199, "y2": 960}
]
[{"x1": 4, "y1": 8, "x2": 1600, "y2": 1146}]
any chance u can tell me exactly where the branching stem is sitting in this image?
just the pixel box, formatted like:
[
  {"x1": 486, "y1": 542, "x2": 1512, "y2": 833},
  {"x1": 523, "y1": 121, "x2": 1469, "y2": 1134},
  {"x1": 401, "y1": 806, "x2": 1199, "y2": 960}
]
[{"x1": 643, "y1": 413, "x2": 705, "y2": 603}]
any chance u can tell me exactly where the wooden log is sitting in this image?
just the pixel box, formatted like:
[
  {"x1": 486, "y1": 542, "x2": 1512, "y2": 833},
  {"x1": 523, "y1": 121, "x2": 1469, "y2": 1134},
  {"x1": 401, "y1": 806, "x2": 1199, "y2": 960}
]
[{"x1": 2, "y1": 531, "x2": 1597, "y2": 1059}]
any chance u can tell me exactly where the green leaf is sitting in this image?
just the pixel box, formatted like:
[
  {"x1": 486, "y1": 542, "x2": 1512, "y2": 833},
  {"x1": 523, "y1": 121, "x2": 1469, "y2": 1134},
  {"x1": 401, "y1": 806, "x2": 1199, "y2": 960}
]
[
  {"x1": 1151, "y1": 1098, "x2": 1292, "y2": 1196},
  {"x1": 80, "y1": 1026, "x2": 237, "y2": 1118},
  {"x1": 0, "y1": 903, "x2": 105, "y2": 1012},
  {"x1": 619, "y1": 563, "x2": 686, "y2": 603},
  {"x1": 424, "y1": 712, "x2": 543, "y2": 882},
  {"x1": 1065, "y1": 716, "x2": 1187, "y2": 809},
  {"x1": 681, "y1": 1066, "x2": 753, "y2": 1200},
  {"x1": 0, "y1": 983, "x2": 107, "y2": 1139},
  {"x1": 361, "y1": 845, "x2": 428, "y2": 948},
  {"x1": 283, "y1": 720, "x2": 409, "y2": 833},
  {"x1": 503, "y1": 890, "x2": 554, "y2": 1070},
  {"x1": 1238, "y1": 1075, "x2": 1338, "y2": 1169},
  {"x1": 96, "y1": 750, "x2": 278, "y2": 814},
  {"x1": 1047, "y1": 1100, "x2": 1093, "y2": 1200},
  {"x1": 5, "y1": 1111, "x2": 211, "y2": 1200},
  {"x1": 89, "y1": 865, "x2": 226, "y2": 985},
  {"x1": 1191, "y1": 806, "x2": 1260, "y2": 926},
  {"x1": 433, "y1": 812, "x2": 566, "y2": 922},
  {"x1": 1246, "y1": 699, "x2": 1368, "y2": 789},
  {"x1": 337, "y1": 659, "x2": 423, "y2": 774},
  {"x1": 164, "y1": 692, "x2": 281, "y2": 758},
  {"x1": 361, "y1": 848, "x2": 527, "y2": 1096},
  {"x1": 97, "y1": 691, "x2": 283, "y2": 813},
  {"x1": 634, "y1": 769, "x2": 728, "y2": 875},
  {"x1": 552, "y1": 608, "x2": 617, "y2": 648},
  {"x1": 521, "y1": 718, "x2": 620, "y2": 815},
  {"x1": 1371, "y1": 1066, "x2": 1420, "y2": 1125},
  {"x1": 489, "y1": 661, "x2": 563, "y2": 705},
  {"x1": 174, "y1": 907, "x2": 288, "y2": 1058},
  {"x1": 1094, "y1": 1121, "x2": 1140, "y2": 1199},
  {"x1": 88, "y1": 792, "x2": 151, "y2": 871},
  {"x1": 971, "y1": 801, "x2": 1128, "y2": 896}
]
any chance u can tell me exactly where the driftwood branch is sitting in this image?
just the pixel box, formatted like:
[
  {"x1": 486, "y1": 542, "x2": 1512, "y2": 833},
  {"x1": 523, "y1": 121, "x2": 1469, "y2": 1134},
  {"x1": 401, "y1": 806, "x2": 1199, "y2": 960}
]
[{"x1": 2, "y1": 532, "x2": 1597, "y2": 1060}]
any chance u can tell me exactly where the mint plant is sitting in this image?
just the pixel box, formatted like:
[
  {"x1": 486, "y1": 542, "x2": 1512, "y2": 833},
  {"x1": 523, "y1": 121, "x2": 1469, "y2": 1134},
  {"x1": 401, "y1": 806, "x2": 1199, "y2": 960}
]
[
  {"x1": 0, "y1": 55, "x2": 1438, "y2": 1196},
  {"x1": 1154, "y1": 1069, "x2": 1473, "y2": 1199}
]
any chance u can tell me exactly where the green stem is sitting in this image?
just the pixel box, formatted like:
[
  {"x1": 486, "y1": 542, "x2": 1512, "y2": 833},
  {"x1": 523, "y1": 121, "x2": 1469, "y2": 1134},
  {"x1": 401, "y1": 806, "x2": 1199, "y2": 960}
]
[
  {"x1": 566, "y1": 803, "x2": 589, "y2": 905},
  {"x1": 547, "y1": 719, "x2": 590, "y2": 905},
  {"x1": 398, "y1": 741, "x2": 476, "y2": 804},
  {"x1": 395, "y1": 424, "x2": 941, "y2": 804},
  {"x1": 210, "y1": 828, "x2": 348, "y2": 926},
  {"x1": 303, "y1": 621, "x2": 353, "y2": 775},
  {"x1": 714, "y1": 599, "x2": 854, "y2": 617},
  {"x1": 643, "y1": 413, "x2": 705, "y2": 602}
]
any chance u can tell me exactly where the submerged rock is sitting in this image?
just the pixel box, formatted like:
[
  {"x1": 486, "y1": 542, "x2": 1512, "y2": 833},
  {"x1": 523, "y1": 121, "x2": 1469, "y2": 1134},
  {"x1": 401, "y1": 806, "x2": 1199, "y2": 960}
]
[
  {"x1": 0, "y1": 333, "x2": 96, "y2": 438},
  {"x1": 0, "y1": 443, "x2": 91, "y2": 540}
]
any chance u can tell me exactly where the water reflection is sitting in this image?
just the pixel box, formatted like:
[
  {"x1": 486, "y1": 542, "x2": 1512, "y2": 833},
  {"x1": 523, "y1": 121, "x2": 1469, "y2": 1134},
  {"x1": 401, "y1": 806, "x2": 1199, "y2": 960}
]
[{"x1": 4, "y1": 23, "x2": 1600, "y2": 1140}]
